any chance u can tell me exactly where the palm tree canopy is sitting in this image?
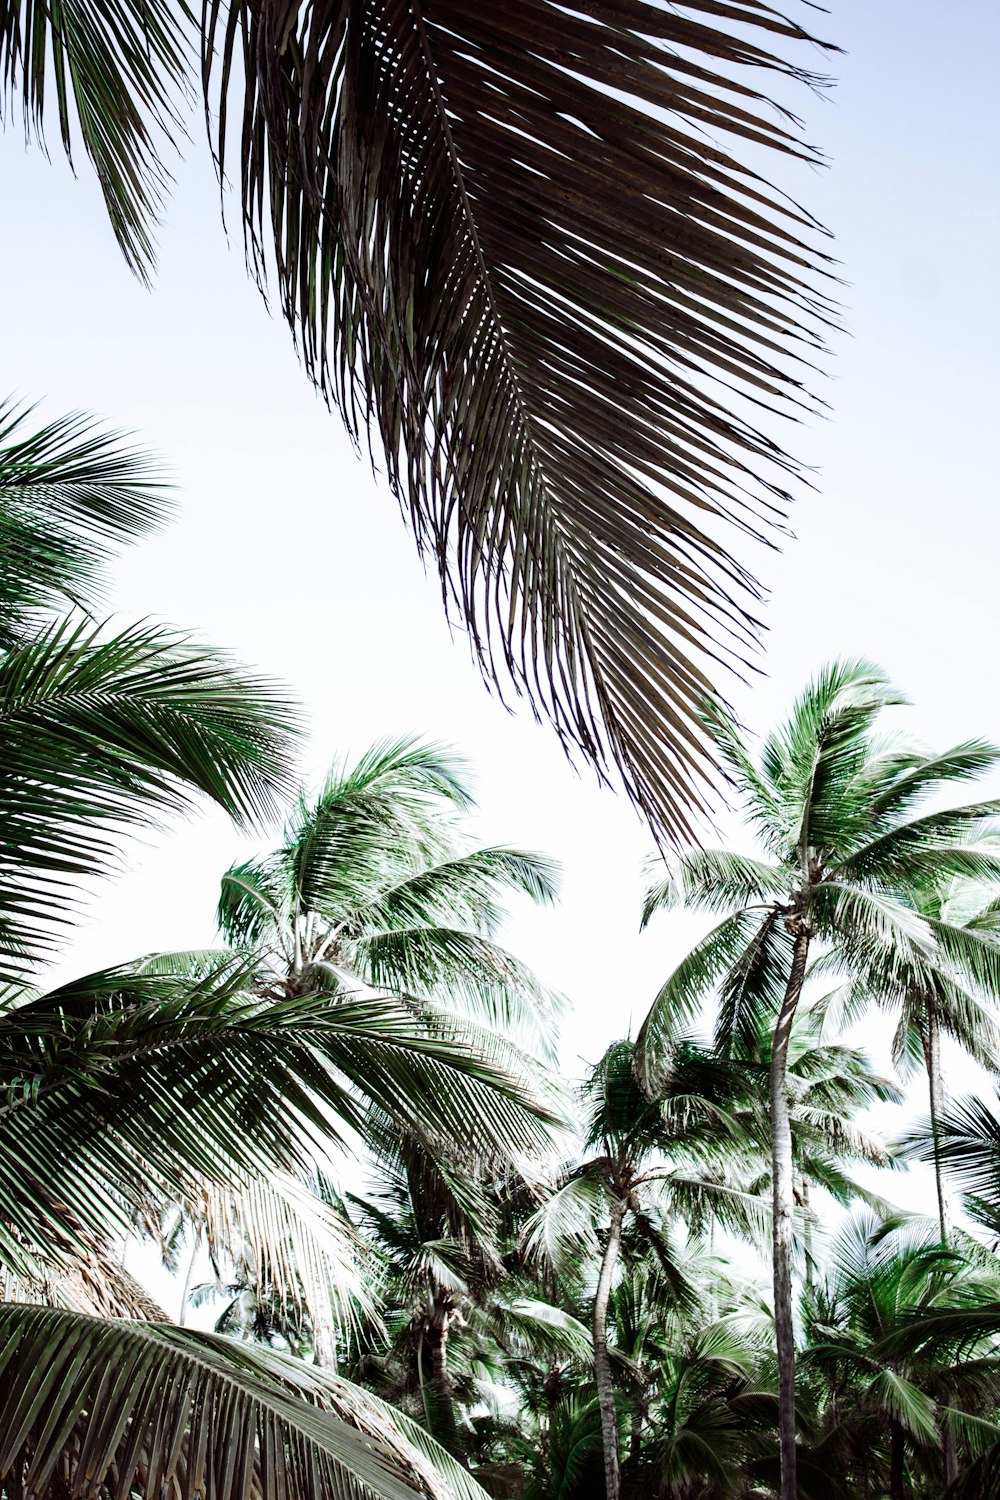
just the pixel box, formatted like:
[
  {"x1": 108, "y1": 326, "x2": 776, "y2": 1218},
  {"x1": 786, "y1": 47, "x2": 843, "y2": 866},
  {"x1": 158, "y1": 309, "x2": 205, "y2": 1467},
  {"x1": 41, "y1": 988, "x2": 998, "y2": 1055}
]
[
  {"x1": 637, "y1": 659, "x2": 1000, "y2": 1083},
  {"x1": 217, "y1": 737, "x2": 563, "y2": 1054},
  {"x1": 3, "y1": 1, "x2": 840, "y2": 841}
]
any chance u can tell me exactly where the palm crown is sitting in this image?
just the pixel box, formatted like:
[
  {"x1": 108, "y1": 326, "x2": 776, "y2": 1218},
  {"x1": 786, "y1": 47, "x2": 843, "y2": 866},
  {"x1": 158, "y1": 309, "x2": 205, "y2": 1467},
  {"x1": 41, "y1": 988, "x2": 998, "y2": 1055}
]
[{"x1": 217, "y1": 739, "x2": 562, "y2": 1057}]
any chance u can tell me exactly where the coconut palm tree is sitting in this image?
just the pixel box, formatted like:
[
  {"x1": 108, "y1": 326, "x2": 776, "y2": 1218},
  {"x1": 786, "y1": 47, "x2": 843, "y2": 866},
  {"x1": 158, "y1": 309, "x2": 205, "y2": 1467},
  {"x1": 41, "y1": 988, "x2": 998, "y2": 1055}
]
[
  {"x1": 833, "y1": 873, "x2": 1000, "y2": 1245},
  {"x1": 526, "y1": 1038, "x2": 768, "y2": 1500},
  {"x1": 637, "y1": 659, "x2": 1000, "y2": 1499},
  {"x1": 215, "y1": 736, "x2": 562, "y2": 1058},
  {"x1": 343, "y1": 1136, "x2": 591, "y2": 1463},
  {"x1": 0, "y1": 402, "x2": 549, "y2": 1497},
  {"x1": 1, "y1": 3, "x2": 839, "y2": 842}
]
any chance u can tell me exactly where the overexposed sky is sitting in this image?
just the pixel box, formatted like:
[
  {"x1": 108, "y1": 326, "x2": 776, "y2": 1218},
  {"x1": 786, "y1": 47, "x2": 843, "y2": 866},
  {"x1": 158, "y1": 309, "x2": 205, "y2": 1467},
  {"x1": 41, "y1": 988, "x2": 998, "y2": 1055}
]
[{"x1": 3, "y1": 1, "x2": 999, "y2": 1235}]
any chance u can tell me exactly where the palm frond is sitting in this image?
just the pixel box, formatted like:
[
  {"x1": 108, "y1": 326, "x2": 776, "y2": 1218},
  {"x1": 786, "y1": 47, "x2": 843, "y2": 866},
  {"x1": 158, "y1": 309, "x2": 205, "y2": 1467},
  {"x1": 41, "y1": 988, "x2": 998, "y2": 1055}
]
[
  {"x1": 520, "y1": 1177, "x2": 602, "y2": 1275},
  {"x1": 0, "y1": 616, "x2": 298, "y2": 975},
  {"x1": 353, "y1": 925, "x2": 560, "y2": 1052},
  {"x1": 0, "y1": 398, "x2": 170, "y2": 643},
  {"x1": 204, "y1": 0, "x2": 838, "y2": 843},
  {"x1": 715, "y1": 908, "x2": 793, "y2": 1056},
  {"x1": 869, "y1": 740, "x2": 1000, "y2": 822},
  {"x1": 642, "y1": 848, "x2": 785, "y2": 924},
  {"x1": 0, "y1": 1304, "x2": 483, "y2": 1499},
  {"x1": 195, "y1": 1170, "x2": 379, "y2": 1353},
  {"x1": 636, "y1": 907, "x2": 772, "y2": 1092},
  {"x1": 0, "y1": 0, "x2": 190, "y2": 278},
  {"x1": 0, "y1": 957, "x2": 558, "y2": 1282}
]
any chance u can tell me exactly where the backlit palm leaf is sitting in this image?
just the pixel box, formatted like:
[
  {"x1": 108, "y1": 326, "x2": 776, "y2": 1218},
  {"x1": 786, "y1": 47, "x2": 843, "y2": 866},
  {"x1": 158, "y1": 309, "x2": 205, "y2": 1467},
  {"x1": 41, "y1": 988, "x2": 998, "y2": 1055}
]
[
  {"x1": 204, "y1": 0, "x2": 838, "y2": 842},
  {"x1": 0, "y1": 398, "x2": 170, "y2": 644}
]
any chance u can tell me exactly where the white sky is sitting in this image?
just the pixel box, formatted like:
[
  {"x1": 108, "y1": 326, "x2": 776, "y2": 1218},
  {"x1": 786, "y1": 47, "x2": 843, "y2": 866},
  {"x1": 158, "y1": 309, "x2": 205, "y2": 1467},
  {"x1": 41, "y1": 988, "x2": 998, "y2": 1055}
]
[{"x1": 2, "y1": 0, "x2": 999, "y2": 1255}]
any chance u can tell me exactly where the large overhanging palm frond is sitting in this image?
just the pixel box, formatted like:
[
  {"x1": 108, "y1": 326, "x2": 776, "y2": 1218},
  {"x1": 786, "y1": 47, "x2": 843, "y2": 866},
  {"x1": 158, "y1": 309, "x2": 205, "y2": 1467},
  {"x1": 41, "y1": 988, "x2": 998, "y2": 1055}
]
[
  {"x1": 5, "y1": 5, "x2": 840, "y2": 839},
  {"x1": 204, "y1": 0, "x2": 838, "y2": 842},
  {"x1": 0, "y1": 399, "x2": 170, "y2": 644},
  {"x1": 0, "y1": 615, "x2": 298, "y2": 975},
  {"x1": 0, "y1": 1304, "x2": 490, "y2": 1500}
]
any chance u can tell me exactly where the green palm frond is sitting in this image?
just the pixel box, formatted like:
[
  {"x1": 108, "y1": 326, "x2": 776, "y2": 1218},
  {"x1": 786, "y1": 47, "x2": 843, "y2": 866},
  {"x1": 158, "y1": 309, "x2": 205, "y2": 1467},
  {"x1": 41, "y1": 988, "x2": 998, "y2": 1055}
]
[
  {"x1": 758, "y1": 658, "x2": 903, "y2": 854},
  {"x1": 834, "y1": 804, "x2": 1000, "y2": 887},
  {"x1": 0, "y1": 398, "x2": 170, "y2": 643},
  {"x1": 201, "y1": 0, "x2": 838, "y2": 844},
  {"x1": 194, "y1": 1171, "x2": 379, "y2": 1352},
  {"x1": 353, "y1": 925, "x2": 560, "y2": 1052},
  {"x1": 350, "y1": 847, "x2": 559, "y2": 938},
  {"x1": 520, "y1": 1177, "x2": 602, "y2": 1275},
  {"x1": 0, "y1": 615, "x2": 298, "y2": 975},
  {"x1": 0, "y1": 0, "x2": 190, "y2": 278},
  {"x1": 0, "y1": 956, "x2": 559, "y2": 1284},
  {"x1": 869, "y1": 741, "x2": 1000, "y2": 822},
  {"x1": 636, "y1": 908, "x2": 772, "y2": 1091},
  {"x1": 864, "y1": 1368, "x2": 939, "y2": 1445},
  {"x1": 0, "y1": 1304, "x2": 487, "y2": 1499},
  {"x1": 643, "y1": 848, "x2": 786, "y2": 922},
  {"x1": 898, "y1": 1093, "x2": 1000, "y2": 1208},
  {"x1": 715, "y1": 909, "x2": 793, "y2": 1056},
  {"x1": 217, "y1": 857, "x2": 291, "y2": 949}
]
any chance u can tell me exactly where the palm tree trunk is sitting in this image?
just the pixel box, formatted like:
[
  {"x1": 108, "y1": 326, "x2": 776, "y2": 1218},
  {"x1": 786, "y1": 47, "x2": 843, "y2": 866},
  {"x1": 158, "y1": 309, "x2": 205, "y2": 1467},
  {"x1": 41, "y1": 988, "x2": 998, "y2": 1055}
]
[
  {"x1": 889, "y1": 1419, "x2": 906, "y2": 1500},
  {"x1": 425, "y1": 1297, "x2": 464, "y2": 1459},
  {"x1": 594, "y1": 1198, "x2": 625, "y2": 1500},
  {"x1": 801, "y1": 1173, "x2": 814, "y2": 1291},
  {"x1": 920, "y1": 1008, "x2": 951, "y2": 1245},
  {"x1": 921, "y1": 1009, "x2": 958, "y2": 1487},
  {"x1": 771, "y1": 921, "x2": 810, "y2": 1500}
]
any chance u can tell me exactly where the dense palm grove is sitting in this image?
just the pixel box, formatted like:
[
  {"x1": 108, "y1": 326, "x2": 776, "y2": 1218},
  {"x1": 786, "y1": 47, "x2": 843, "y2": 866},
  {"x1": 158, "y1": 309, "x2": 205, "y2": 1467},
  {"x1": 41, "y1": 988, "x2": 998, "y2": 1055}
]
[
  {"x1": 1, "y1": 3, "x2": 995, "y2": 1498},
  {"x1": 0, "y1": 406, "x2": 999, "y2": 1499}
]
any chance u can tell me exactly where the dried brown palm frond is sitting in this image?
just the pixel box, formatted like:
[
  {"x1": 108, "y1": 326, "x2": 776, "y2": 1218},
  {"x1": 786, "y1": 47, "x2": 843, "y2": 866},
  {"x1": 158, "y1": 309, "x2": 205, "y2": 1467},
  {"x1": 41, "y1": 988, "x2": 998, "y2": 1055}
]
[{"x1": 204, "y1": 0, "x2": 839, "y2": 841}]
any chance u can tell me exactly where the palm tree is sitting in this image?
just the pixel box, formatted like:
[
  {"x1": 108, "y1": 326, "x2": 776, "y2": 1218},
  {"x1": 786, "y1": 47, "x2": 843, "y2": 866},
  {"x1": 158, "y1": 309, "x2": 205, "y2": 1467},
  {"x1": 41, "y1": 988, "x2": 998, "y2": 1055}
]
[
  {"x1": 1, "y1": 3, "x2": 839, "y2": 841},
  {"x1": 637, "y1": 659, "x2": 1000, "y2": 1499},
  {"x1": 216, "y1": 735, "x2": 562, "y2": 1057},
  {"x1": 344, "y1": 1138, "x2": 591, "y2": 1463},
  {"x1": 0, "y1": 403, "x2": 546, "y2": 1496},
  {"x1": 528, "y1": 1038, "x2": 767, "y2": 1500},
  {"x1": 853, "y1": 873, "x2": 1000, "y2": 1245}
]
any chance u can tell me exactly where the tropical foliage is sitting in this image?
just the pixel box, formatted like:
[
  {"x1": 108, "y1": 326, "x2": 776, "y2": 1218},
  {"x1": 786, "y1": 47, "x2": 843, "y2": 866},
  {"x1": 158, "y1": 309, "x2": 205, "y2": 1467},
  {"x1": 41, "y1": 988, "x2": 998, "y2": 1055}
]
[
  {"x1": 0, "y1": 404, "x2": 558, "y2": 1499},
  {"x1": 4, "y1": 413, "x2": 1000, "y2": 1500}
]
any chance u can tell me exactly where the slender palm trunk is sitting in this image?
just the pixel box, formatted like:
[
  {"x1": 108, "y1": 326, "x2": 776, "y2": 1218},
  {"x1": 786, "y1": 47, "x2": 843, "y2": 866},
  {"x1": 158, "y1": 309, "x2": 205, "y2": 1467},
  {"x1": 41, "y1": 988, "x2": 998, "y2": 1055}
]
[
  {"x1": 889, "y1": 1420, "x2": 906, "y2": 1500},
  {"x1": 426, "y1": 1298, "x2": 462, "y2": 1456},
  {"x1": 801, "y1": 1173, "x2": 814, "y2": 1291},
  {"x1": 594, "y1": 1199, "x2": 625, "y2": 1500},
  {"x1": 920, "y1": 1008, "x2": 951, "y2": 1245},
  {"x1": 771, "y1": 922, "x2": 810, "y2": 1500},
  {"x1": 921, "y1": 1007, "x2": 958, "y2": 1486}
]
